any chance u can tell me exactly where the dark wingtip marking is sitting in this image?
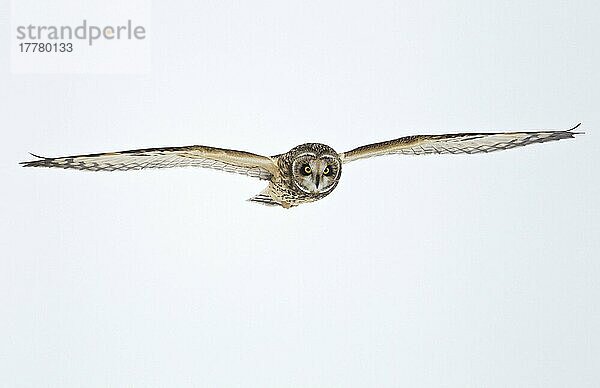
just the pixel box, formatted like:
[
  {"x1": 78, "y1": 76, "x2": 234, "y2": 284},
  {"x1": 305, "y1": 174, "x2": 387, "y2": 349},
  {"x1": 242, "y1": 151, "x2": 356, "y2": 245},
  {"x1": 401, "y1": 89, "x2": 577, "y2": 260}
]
[
  {"x1": 568, "y1": 123, "x2": 584, "y2": 135},
  {"x1": 20, "y1": 153, "x2": 50, "y2": 167}
]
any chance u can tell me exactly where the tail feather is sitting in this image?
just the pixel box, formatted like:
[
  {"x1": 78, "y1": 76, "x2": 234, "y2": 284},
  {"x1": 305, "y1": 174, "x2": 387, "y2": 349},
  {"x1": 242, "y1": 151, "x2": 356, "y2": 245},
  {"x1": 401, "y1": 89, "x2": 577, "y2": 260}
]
[{"x1": 247, "y1": 188, "x2": 280, "y2": 207}]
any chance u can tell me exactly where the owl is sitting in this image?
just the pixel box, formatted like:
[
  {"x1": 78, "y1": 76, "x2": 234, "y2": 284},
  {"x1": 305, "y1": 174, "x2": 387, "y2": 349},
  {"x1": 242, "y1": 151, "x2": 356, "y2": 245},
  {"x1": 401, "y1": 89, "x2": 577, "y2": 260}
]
[{"x1": 21, "y1": 124, "x2": 582, "y2": 208}]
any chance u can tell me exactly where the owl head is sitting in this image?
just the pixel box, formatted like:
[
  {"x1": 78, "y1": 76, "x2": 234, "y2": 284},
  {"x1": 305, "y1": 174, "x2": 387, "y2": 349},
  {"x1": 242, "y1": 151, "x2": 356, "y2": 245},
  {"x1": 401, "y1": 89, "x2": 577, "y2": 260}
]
[{"x1": 284, "y1": 143, "x2": 342, "y2": 195}]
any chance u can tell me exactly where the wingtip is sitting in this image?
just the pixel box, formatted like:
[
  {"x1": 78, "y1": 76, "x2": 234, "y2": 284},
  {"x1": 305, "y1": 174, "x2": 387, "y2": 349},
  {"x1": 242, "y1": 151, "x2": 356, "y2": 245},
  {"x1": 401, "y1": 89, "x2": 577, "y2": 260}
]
[
  {"x1": 28, "y1": 152, "x2": 45, "y2": 159},
  {"x1": 20, "y1": 152, "x2": 47, "y2": 167},
  {"x1": 568, "y1": 123, "x2": 584, "y2": 135}
]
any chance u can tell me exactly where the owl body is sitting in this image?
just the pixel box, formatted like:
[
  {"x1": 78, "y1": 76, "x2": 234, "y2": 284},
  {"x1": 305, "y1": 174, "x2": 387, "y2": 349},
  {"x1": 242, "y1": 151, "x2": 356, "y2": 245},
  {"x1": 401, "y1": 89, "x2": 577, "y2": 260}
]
[{"x1": 21, "y1": 124, "x2": 581, "y2": 208}]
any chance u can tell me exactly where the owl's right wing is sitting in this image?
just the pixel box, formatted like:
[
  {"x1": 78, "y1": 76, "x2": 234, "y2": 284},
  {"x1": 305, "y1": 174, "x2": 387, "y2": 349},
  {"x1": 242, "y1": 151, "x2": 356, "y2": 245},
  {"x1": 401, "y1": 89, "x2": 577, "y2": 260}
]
[
  {"x1": 20, "y1": 145, "x2": 279, "y2": 180},
  {"x1": 340, "y1": 124, "x2": 582, "y2": 164}
]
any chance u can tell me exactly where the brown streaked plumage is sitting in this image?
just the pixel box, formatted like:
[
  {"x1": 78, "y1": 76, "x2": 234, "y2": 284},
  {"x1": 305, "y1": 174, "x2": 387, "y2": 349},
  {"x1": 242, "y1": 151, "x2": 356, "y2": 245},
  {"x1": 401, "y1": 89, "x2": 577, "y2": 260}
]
[
  {"x1": 22, "y1": 145, "x2": 278, "y2": 179},
  {"x1": 21, "y1": 123, "x2": 582, "y2": 208},
  {"x1": 340, "y1": 123, "x2": 582, "y2": 163}
]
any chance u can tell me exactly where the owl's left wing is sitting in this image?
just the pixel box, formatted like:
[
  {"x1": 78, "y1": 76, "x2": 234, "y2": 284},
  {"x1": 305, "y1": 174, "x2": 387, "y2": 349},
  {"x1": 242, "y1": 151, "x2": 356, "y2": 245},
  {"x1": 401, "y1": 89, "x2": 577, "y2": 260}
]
[
  {"x1": 20, "y1": 145, "x2": 278, "y2": 180},
  {"x1": 340, "y1": 124, "x2": 582, "y2": 164}
]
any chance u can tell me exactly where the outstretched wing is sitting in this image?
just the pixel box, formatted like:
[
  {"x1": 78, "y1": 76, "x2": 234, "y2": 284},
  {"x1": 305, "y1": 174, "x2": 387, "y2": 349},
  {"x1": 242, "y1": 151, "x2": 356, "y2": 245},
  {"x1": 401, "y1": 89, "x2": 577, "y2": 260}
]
[
  {"x1": 20, "y1": 145, "x2": 278, "y2": 180},
  {"x1": 340, "y1": 124, "x2": 582, "y2": 164}
]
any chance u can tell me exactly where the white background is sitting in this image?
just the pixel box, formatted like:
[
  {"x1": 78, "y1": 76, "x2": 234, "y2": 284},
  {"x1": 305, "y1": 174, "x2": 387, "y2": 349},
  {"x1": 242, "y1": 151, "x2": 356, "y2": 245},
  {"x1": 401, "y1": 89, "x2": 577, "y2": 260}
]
[{"x1": 1, "y1": 0, "x2": 599, "y2": 387}]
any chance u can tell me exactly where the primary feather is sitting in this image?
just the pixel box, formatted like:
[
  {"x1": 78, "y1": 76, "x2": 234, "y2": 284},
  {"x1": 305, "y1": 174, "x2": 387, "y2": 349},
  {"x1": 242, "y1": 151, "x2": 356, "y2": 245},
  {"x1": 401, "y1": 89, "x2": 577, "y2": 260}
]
[
  {"x1": 341, "y1": 123, "x2": 582, "y2": 163},
  {"x1": 20, "y1": 145, "x2": 277, "y2": 180}
]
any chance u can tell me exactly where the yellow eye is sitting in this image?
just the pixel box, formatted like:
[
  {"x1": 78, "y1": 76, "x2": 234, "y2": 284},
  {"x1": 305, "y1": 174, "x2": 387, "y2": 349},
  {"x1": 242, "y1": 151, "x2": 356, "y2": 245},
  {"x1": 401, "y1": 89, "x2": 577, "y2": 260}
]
[
  {"x1": 303, "y1": 165, "x2": 312, "y2": 175},
  {"x1": 323, "y1": 166, "x2": 331, "y2": 176}
]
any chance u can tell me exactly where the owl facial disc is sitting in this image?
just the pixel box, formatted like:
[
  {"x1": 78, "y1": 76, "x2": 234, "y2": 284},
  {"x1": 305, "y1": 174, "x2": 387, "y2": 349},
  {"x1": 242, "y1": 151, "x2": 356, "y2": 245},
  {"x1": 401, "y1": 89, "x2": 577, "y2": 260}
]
[{"x1": 289, "y1": 145, "x2": 342, "y2": 196}]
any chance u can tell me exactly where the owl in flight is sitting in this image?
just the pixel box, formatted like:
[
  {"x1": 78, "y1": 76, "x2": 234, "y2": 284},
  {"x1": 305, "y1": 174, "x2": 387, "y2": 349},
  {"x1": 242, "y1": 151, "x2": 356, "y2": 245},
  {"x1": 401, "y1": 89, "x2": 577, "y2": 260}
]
[{"x1": 21, "y1": 124, "x2": 582, "y2": 208}]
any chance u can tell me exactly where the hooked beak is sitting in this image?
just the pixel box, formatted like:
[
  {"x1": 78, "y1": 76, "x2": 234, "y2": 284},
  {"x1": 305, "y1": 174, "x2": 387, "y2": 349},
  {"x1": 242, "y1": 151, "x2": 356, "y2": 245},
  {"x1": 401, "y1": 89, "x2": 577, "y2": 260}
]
[{"x1": 314, "y1": 174, "x2": 321, "y2": 190}]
